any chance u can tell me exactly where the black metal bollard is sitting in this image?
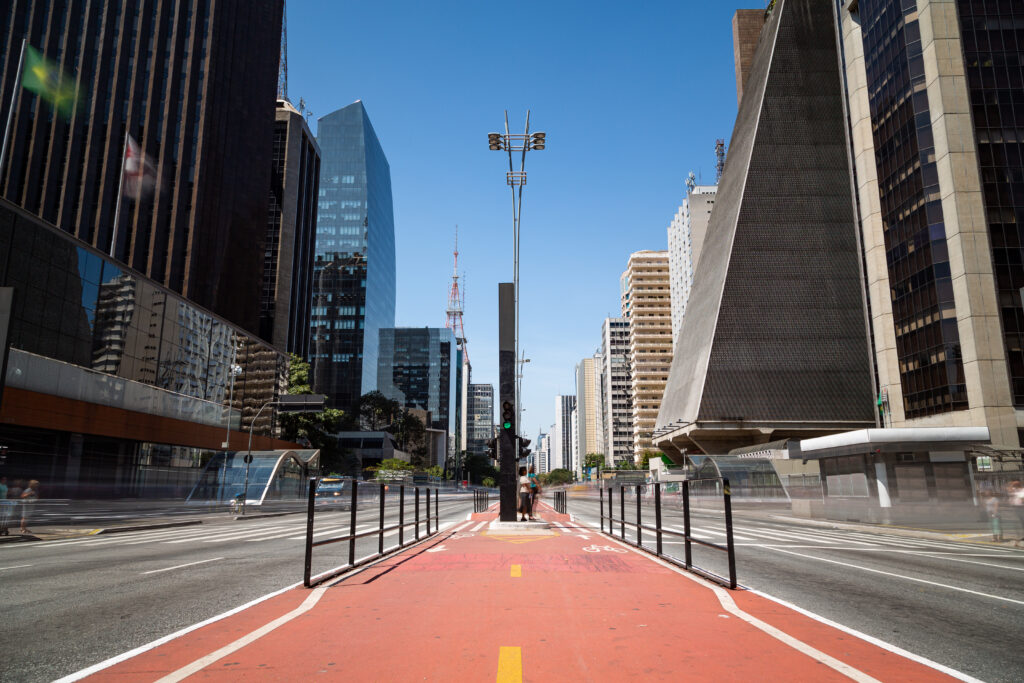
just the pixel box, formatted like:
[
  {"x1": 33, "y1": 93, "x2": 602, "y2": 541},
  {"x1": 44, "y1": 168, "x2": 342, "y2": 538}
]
[
  {"x1": 683, "y1": 480, "x2": 692, "y2": 569},
  {"x1": 399, "y1": 485, "x2": 405, "y2": 547},
  {"x1": 415, "y1": 487, "x2": 420, "y2": 541},
  {"x1": 599, "y1": 487, "x2": 604, "y2": 533},
  {"x1": 654, "y1": 483, "x2": 663, "y2": 557},
  {"x1": 303, "y1": 477, "x2": 316, "y2": 587},
  {"x1": 379, "y1": 482, "x2": 386, "y2": 555},
  {"x1": 348, "y1": 479, "x2": 358, "y2": 566},
  {"x1": 636, "y1": 484, "x2": 642, "y2": 546},
  {"x1": 723, "y1": 477, "x2": 736, "y2": 589}
]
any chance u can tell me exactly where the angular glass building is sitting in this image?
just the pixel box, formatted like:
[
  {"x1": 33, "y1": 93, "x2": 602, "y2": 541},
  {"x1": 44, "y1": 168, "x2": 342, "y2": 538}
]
[
  {"x1": 377, "y1": 328, "x2": 456, "y2": 433},
  {"x1": 312, "y1": 101, "x2": 396, "y2": 410}
]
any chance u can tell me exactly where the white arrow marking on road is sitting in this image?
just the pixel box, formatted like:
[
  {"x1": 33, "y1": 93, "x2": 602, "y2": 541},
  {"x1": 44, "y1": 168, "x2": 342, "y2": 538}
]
[
  {"x1": 141, "y1": 557, "x2": 224, "y2": 575},
  {"x1": 426, "y1": 545, "x2": 446, "y2": 553}
]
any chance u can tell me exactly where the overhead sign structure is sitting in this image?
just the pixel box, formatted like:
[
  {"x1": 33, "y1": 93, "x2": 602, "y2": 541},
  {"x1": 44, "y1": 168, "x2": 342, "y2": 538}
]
[{"x1": 277, "y1": 394, "x2": 327, "y2": 413}]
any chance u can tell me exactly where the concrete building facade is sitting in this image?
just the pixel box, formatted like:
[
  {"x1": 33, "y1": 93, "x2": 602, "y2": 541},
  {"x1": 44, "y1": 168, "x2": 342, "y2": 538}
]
[
  {"x1": 575, "y1": 355, "x2": 602, "y2": 477},
  {"x1": 621, "y1": 251, "x2": 672, "y2": 458},
  {"x1": 467, "y1": 383, "x2": 494, "y2": 458},
  {"x1": 837, "y1": 0, "x2": 1022, "y2": 448},
  {"x1": 600, "y1": 317, "x2": 634, "y2": 467},
  {"x1": 732, "y1": 8, "x2": 767, "y2": 106},
  {"x1": 668, "y1": 184, "x2": 717, "y2": 350}
]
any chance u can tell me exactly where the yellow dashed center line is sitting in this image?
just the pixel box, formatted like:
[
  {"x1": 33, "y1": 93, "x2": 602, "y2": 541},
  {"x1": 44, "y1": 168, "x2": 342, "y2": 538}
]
[
  {"x1": 496, "y1": 646, "x2": 522, "y2": 682},
  {"x1": 510, "y1": 564, "x2": 522, "y2": 578}
]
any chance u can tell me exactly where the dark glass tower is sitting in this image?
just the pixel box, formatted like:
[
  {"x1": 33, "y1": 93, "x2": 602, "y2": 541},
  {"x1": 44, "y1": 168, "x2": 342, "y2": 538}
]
[
  {"x1": 312, "y1": 101, "x2": 395, "y2": 410},
  {"x1": 0, "y1": 0, "x2": 283, "y2": 335},
  {"x1": 377, "y1": 328, "x2": 456, "y2": 432}
]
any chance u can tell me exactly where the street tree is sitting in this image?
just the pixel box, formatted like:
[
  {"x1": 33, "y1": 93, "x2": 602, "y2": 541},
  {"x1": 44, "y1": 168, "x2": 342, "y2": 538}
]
[{"x1": 584, "y1": 453, "x2": 605, "y2": 470}]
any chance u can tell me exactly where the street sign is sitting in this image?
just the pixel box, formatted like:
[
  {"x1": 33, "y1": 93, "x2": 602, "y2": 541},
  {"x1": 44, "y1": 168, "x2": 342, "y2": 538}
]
[{"x1": 276, "y1": 394, "x2": 327, "y2": 413}]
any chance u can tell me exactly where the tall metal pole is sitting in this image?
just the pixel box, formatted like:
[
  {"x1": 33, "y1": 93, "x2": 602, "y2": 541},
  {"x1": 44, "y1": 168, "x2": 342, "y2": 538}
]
[
  {"x1": 0, "y1": 40, "x2": 27, "y2": 189},
  {"x1": 244, "y1": 400, "x2": 277, "y2": 515}
]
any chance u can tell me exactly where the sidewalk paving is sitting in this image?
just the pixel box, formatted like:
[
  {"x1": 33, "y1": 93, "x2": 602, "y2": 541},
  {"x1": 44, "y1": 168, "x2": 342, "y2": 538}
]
[{"x1": 74, "y1": 502, "x2": 963, "y2": 682}]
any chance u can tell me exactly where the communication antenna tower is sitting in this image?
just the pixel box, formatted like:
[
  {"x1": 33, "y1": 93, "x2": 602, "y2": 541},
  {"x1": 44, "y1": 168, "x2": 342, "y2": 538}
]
[
  {"x1": 715, "y1": 139, "x2": 726, "y2": 182},
  {"x1": 685, "y1": 171, "x2": 696, "y2": 193},
  {"x1": 277, "y1": 1, "x2": 288, "y2": 101},
  {"x1": 446, "y1": 226, "x2": 469, "y2": 361}
]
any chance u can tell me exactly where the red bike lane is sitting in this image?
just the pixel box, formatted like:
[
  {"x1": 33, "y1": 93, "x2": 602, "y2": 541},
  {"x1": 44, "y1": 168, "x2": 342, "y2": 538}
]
[{"x1": 82, "y1": 504, "x2": 958, "y2": 682}]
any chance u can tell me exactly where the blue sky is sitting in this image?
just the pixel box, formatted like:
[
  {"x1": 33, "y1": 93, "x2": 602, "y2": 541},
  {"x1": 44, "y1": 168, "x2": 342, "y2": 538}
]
[{"x1": 288, "y1": 1, "x2": 757, "y2": 439}]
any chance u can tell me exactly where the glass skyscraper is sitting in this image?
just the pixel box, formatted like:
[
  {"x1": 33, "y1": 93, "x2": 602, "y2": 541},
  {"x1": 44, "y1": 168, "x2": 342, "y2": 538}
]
[
  {"x1": 312, "y1": 101, "x2": 396, "y2": 410},
  {"x1": 377, "y1": 328, "x2": 456, "y2": 432}
]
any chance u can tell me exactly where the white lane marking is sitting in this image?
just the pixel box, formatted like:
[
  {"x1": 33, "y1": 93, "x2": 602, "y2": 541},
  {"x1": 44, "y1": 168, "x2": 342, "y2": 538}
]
[
  {"x1": 141, "y1": 557, "x2": 224, "y2": 575},
  {"x1": 742, "y1": 528, "x2": 875, "y2": 546},
  {"x1": 748, "y1": 588, "x2": 986, "y2": 683},
  {"x1": 152, "y1": 585, "x2": 330, "y2": 683},
  {"x1": 668, "y1": 525, "x2": 755, "y2": 542},
  {"x1": 603, "y1": 540, "x2": 882, "y2": 682},
  {"x1": 451, "y1": 521, "x2": 472, "y2": 533},
  {"x1": 160, "y1": 526, "x2": 295, "y2": 544},
  {"x1": 208, "y1": 522, "x2": 373, "y2": 545},
  {"x1": 471, "y1": 521, "x2": 487, "y2": 532},
  {"x1": 425, "y1": 545, "x2": 446, "y2": 553},
  {"x1": 765, "y1": 547, "x2": 1024, "y2": 606},
  {"x1": 0, "y1": 563, "x2": 33, "y2": 571}
]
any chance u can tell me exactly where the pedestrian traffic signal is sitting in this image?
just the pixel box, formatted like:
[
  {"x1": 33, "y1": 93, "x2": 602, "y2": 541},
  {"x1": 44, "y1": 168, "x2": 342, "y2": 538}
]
[
  {"x1": 501, "y1": 400, "x2": 515, "y2": 433},
  {"x1": 518, "y1": 437, "x2": 531, "y2": 460},
  {"x1": 486, "y1": 438, "x2": 498, "y2": 460}
]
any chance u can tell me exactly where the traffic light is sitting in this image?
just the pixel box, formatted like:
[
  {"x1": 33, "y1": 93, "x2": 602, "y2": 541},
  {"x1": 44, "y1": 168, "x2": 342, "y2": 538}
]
[
  {"x1": 486, "y1": 438, "x2": 498, "y2": 460},
  {"x1": 501, "y1": 400, "x2": 515, "y2": 434},
  {"x1": 518, "y1": 437, "x2": 531, "y2": 461}
]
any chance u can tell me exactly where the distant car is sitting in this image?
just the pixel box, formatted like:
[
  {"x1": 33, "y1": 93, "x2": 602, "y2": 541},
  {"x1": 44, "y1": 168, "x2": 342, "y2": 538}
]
[{"x1": 315, "y1": 479, "x2": 347, "y2": 505}]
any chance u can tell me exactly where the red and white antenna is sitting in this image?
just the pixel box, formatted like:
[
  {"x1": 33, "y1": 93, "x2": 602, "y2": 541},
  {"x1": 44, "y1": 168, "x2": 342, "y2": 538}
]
[{"x1": 446, "y1": 226, "x2": 468, "y2": 361}]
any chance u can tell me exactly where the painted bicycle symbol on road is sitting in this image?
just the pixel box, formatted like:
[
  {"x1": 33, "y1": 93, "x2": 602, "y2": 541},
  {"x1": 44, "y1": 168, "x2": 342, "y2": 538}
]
[{"x1": 582, "y1": 544, "x2": 627, "y2": 553}]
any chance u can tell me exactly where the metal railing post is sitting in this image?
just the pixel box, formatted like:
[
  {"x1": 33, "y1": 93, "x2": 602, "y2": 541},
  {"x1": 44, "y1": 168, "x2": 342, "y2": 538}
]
[
  {"x1": 654, "y1": 482, "x2": 662, "y2": 557},
  {"x1": 599, "y1": 486, "x2": 604, "y2": 533},
  {"x1": 619, "y1": 486, "x2": 625, "y2": 540},
  {"x1": 303, "y1": 477, "x2": 316, "y2": 587},
  {"x1": 399, "y1": 485, "x2": 405, "y2": 547},
  {"x1": 434, "y1": 487, "x2": 439, "y2": 532},
  {"x1": 426, "y1": 488, "x2": 432, "y2": 534},
  {"x1": 636, "y1": 484, "x2": 642, "y2": 546},
  {"x1": 348, "y1": 479, "x2": 358, "y2": 566},
  {"x1": 415, "y1": 487, "x2": 420, "y2": 541},
  {"x1": 723, "y1": 477, "x2": 737, "y2": 589},
  {"x1": 607, "y1": 487, "x2": 613, "y2": 533},
  {"x1": 379, "y1": 482, "x2": 386, "y2": 555},
  {"x1": 683, "y1": 479, "x2": 692, "y2": 569}
]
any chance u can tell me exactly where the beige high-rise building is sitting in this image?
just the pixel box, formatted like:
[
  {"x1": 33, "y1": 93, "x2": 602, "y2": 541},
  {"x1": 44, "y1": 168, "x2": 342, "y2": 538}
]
[
  {"x1": 621, "y1": 251, "x2": 672, "y2": 459},
  {"x1": 575, "y1": 355, "x2": 603, "y2": 477},
  {"x1": 732, "y1": 9, "x2": 766, "y2": 107}
]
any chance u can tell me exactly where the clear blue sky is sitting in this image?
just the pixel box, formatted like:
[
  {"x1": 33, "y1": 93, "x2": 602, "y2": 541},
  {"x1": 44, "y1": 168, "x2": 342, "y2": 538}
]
[{"x1": 288, "y1": 1, "x2": 758, "y2": 439}]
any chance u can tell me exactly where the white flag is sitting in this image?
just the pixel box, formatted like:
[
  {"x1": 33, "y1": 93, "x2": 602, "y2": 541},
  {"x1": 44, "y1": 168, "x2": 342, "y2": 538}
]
[{"x1": 123, "y1": 134, "x2": 156, "y2": 199}]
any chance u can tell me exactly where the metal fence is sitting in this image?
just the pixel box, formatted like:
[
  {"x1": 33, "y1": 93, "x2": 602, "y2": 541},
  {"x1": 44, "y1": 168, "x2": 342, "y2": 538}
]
[
  {"x1": 553, "y1": 490, "x2": 567, "y2": 514},
  {"x1": 600, "y1": 478, "x2": 737, "y2": 589},
  {"x1": 303, "y1": 478, "x2": 439, "y2": 588},
  {"x1": 474, "y1": 489, "x2": 490, "y2": 513}
]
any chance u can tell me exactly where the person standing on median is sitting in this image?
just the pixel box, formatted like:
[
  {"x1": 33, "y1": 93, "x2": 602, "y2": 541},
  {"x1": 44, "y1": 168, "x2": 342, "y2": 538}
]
[
  {"x1": 1009, "y1": 481, "x2": 1024, "y2": 545},
  {"x1": 528, "y1": 465, "x2": 541, "y2": 521},
  {"x1": 518, "y1": 467, "x2": 532, "y2": 522},
  {"x1": 19, "y1": 479, "x2": 39, "y2": 534}
]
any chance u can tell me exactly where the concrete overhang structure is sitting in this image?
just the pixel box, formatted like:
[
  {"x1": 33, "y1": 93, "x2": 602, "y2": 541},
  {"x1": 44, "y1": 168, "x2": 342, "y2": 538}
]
[
  {"x1": 654, "y1": 0, "x2": 876, "y2": 460},
  {"x1": 797, "y1": 427, "x2": 991, "y2": 460}
]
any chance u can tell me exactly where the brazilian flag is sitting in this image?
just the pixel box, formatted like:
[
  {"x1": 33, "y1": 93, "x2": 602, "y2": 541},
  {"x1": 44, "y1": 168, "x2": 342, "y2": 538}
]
[{"x1": 22, "y1": 45, "x2": 78, "y2": 118}]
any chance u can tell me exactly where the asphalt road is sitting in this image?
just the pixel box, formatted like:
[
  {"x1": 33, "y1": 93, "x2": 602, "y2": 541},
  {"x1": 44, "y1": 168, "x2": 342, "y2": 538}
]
[
  {"x1": 0, "y1": 492, "x2": 476, "y2": 683},
  {"x1": 569, "y1": 492, "x2": 1024, "y2": 683}
]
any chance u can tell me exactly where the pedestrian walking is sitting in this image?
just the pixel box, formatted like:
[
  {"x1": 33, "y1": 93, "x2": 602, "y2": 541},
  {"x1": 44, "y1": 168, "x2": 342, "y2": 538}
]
[
  {"x1": 19, "y1": 479, "x2": 39, "y2": 534},
  {"x1": 1009, "y1": 481, "x2": 1024, "y2": 545},
  {"x1": 0, "y1": 476, "x2": 9, "y2": 536},
  {"x1": 528, "y1": 465, "x2": 541, "y2": 521},
  {"x1": 984, "y1": 492, "x2": 1003, "y2": 542},
  {"x1": 518, "y1": 467, "x2": 532, "y2": 522}
]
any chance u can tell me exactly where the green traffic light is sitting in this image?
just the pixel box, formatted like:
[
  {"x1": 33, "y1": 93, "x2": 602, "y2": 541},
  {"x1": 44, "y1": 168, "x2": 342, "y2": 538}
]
[{"x1": 503, "y1": 421, "x2": 512, "y2": 429}]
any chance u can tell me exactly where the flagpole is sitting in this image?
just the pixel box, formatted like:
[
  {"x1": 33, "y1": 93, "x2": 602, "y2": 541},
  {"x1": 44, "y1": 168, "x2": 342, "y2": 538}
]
[
  {"x1": 0, "y1": 39, "x2": 27, "y2": 191},
  {"x1": 110, "y1": 130, "x2": 129, "y2": 258}
]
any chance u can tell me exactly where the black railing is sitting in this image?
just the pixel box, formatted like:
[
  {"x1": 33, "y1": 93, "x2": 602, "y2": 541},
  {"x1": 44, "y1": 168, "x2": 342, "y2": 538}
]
[
  {"x1": 303, "y1": 478, "x2": 440, "y2": 588},
  {"x1": 553, "y1": 490, "x2": 567, "y2": 514},
  {"x1": 600, "y1": 478, "x2": 737, "y2": 589},
  {"x1": 473, "y1": 489, "x2": 490, "y2": 513}
]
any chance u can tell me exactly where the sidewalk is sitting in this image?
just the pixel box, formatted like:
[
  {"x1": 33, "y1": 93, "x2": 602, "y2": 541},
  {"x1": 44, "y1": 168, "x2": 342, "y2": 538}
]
[{"x1": 73, "y1": 502, "x2": 962, "y2": 682}]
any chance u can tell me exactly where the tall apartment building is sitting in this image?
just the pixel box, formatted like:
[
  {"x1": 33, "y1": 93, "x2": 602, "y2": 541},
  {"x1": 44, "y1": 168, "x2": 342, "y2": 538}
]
[
  {"x1": 312, "y1": 101, "x2": 396, "y2": 410},
  {"x1": 376, "y1": 328, "x2": 455, "y2": 433},
  {"x1": 466, "y1": 383, "x2": 494, "y2": 457},
  {"x1": 0, "y1": 1, "x2": 283, "y2": 334},
  {"x1": 536, "y1": 431, "x2": 551, "y2": 474},
  {"x1": 574, "y1": 355, "x2": 602, "y2": 476},
  {"x1": 668, "y1": 183, "x2": 717, "y2": 349},
  {"x1": 552, "y1": 395, "x2": 576, "y2": 472},
  {"x1": 621, "y1": 251, "x2": 672, "y2": 458},
  {"x1": 262, "y1": 99, "x2": 320, "y2": 356},
  {"x1": 836, "y1": 0, "x2": 1021, "y2": 447},
  {"x1": 600, "y1": 317, "x2": 633, "y2": 467}
]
